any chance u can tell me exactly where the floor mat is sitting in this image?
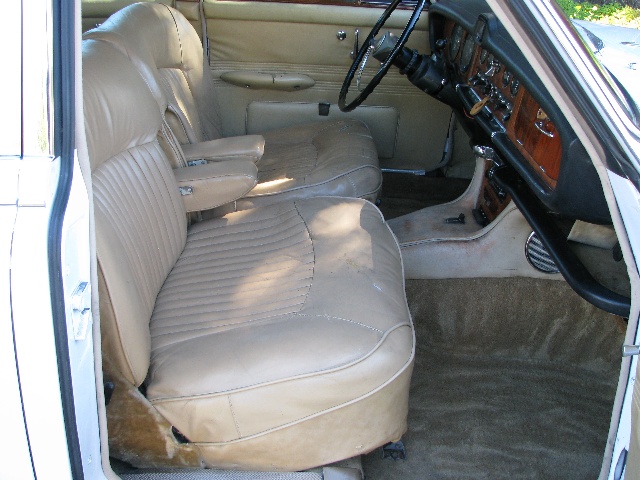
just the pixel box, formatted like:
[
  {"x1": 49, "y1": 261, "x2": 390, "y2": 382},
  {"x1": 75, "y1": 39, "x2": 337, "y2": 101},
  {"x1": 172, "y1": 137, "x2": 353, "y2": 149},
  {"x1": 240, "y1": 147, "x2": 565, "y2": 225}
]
[{"x1": 363, "y1": 351, "x2": 615, "y2": 480}]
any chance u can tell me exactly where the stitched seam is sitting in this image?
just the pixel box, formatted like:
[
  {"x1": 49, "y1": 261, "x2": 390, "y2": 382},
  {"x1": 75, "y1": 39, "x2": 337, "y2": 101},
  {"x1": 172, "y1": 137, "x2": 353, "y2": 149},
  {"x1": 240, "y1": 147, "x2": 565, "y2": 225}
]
[
  {"x1": 157, "y1": 279, "x2": 312, "y2": 307},
  {"x1": 164, "y1": 5, "x2": 185, "y2": 71},
  {"x1": 228, "y1": 396, "x2": 241, "y2": 438},
  {"x1": 179, "y1": 173, "x2": 254, "y2": 182},
  {"x1": 152, "y1": 289, "x2": 309, "y2": 321},
  {"x1": 172, "y1": 242, "x2": 312, "y2": 270},
  {"x1": 97, "y1": 261, "x2": 142, "y2": 385},
  {"x1": 159, "y1": 265, "x2": 313, "y2": 294},
  {"x1": 188, "y1": 353, "x2": 415, "y2": 445},
  {"x1": 152, "y1": 310, "x2": 306, "y2": 342},
  {"x1": 293, "y1": 312, "x2": 383, "y2": 334},
  {"x1": 186, "y1": 211, "x2": 301, "y2": 238},
  {"x1": 149, "y1": 322, "x2": 410, "y2": 403},
  {"x1": 246, "y1": 165, "x2": 379, "y2": 197},
  {"x1": 187, "y1": 206, "x2": 298, "y2": 235},
  {"x1": 162, "y1": 5, "x2": 203, "y2": 141},
  {"x1": 165, "y1": 105, "x2": 190, "y2": 144},
  {"x1": 151, "y1": 311, "x2": 309, "y2": 348},
  {"x1": 163, "y1": 121, "x2": 187, "y2": 168},
  {"x1": 292, "y1": 201, "x2": 315, "y2": 312},
  {"x1": 346, "y1": 172, "x2": 359, "y2": 197}
]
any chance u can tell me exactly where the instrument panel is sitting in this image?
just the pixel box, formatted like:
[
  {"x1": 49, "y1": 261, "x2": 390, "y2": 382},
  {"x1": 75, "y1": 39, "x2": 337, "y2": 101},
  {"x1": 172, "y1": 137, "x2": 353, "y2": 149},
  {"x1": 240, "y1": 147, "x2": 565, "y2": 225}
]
[
  {"x1": 427, "y1": 0, "x2": 610, "y2": 224},
  {"x1": 443, "y1": 19, "x2": 562, "y2": 189}
]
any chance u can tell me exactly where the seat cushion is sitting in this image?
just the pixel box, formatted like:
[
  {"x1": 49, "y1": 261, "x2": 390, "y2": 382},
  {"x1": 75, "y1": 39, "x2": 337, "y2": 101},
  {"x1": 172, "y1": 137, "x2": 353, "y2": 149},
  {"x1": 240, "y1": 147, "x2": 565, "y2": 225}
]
[
  {"x1": 147, "y1": 197, "x2": 414, "y2": 469},
  {"x1": 232, "y1": 119, "x2": 382, "y2": 211}
]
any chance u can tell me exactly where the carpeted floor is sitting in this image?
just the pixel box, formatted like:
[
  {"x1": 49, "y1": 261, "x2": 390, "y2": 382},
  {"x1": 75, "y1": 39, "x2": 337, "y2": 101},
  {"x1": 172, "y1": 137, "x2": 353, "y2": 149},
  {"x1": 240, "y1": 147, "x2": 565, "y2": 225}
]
[
  {"x1": 378, "y1": 173, "x2": 470, "y2": 220},
  {"x1": 363, "y1": 278, "x2": 626, "y2": 480}
]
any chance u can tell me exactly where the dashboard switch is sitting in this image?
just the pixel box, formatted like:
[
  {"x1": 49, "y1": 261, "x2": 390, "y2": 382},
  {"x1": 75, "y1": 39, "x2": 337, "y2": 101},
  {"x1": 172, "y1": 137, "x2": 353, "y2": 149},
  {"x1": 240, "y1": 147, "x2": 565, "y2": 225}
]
[{"x1": 470, "y1": 96, "x2": 490, "y2": 116}]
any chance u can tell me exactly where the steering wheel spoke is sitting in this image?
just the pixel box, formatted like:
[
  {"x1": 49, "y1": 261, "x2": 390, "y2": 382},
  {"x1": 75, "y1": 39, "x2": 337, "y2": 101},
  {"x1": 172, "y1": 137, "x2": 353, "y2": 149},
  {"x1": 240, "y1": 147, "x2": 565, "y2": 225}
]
[
  {"x1": 356, "y1": 41, "x2": 375, "y2": 92},
  {"x1": 338, "y1": 0, "x2": 428, "y2": 112}
]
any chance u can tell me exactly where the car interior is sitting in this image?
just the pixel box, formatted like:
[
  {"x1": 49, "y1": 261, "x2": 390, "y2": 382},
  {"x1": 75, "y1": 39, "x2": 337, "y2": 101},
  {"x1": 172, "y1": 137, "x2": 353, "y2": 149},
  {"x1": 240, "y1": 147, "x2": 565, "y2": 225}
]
[{"x1": 79, "y1": 0, "x2": 636, "y2": 478}]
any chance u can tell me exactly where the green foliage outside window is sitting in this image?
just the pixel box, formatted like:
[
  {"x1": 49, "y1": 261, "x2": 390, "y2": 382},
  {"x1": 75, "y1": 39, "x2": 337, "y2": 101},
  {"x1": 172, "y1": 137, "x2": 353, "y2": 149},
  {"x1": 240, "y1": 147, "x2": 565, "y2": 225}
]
[{"x1": 557, "y1": 0, "x2": 640, "y2": 28}]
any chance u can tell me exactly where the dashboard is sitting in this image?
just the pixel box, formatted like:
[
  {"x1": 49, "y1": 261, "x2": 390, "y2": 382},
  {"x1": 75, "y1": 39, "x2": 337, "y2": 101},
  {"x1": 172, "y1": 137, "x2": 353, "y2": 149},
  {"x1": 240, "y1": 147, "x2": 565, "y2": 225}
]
[
  {"x1": 445, "y1": 20, "x2": 562, "y2": 189},
  {"x1": 428, "y1": 0, "x2": 610, "y2": 224},
  {"x1": 412, "y1": 0, "x2": 630, "y2": 316}
]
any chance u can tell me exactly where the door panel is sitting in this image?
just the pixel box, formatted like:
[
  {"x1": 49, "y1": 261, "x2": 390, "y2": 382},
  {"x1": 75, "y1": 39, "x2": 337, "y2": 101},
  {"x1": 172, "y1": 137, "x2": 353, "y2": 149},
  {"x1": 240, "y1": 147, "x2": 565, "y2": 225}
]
[
  {"x1": 247, "y1": 101, "x2": 399, "y2": 158},
  {"x1": 204, "y1": 0, "x2": 452, "y2": 170}
]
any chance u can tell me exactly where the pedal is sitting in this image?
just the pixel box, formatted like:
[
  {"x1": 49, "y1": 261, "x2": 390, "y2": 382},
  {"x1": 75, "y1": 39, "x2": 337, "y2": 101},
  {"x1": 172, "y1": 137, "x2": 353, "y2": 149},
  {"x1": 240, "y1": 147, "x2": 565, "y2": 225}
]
[{"x1": 382, "y1": 440, "x2": 406, "y2": 460}]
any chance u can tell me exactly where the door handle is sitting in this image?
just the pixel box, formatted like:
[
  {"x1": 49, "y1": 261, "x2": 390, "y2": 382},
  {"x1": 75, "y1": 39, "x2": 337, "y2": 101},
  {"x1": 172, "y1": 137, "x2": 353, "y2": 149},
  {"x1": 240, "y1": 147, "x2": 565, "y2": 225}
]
[{"x1": 220, "y1": 71, "x2": 315, "y2": 91}]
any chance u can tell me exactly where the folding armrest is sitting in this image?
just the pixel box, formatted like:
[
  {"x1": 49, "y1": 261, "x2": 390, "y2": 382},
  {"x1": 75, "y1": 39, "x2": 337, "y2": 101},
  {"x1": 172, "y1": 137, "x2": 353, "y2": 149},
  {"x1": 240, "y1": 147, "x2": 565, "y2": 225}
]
[
  {"x1": 181, "y1": 135, "x2": 265, "y2": 165},
  {"x1": 173, "y1": 159, "x2": 258, "y2": 212}
]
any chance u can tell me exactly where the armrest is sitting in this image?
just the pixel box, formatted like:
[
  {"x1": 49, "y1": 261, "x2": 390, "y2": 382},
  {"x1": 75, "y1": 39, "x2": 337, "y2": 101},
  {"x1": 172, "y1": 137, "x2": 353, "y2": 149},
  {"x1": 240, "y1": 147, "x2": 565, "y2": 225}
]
[
  {"x1": 173, "y1": 160, "x2": 258, "y2": 213},
  {"x1": 181, "y1": 135, "x2": 265, "y2": 165}
]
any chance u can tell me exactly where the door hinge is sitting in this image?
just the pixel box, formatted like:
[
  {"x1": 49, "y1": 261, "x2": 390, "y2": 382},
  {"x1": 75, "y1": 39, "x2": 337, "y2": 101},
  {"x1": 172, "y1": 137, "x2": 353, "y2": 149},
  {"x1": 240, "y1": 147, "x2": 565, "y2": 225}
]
[{"x1": 622, "y1": 345, "x2": 640, "y2": 357}]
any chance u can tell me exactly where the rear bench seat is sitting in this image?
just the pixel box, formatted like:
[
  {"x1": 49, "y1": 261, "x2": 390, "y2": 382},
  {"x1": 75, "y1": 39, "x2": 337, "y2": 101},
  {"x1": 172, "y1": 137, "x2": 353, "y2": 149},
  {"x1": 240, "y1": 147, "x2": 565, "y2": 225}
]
[
  {"x1": 85, "y1": 2, "x2": 382, "y2": 213},
  {"x1": 83, "y1": 38, "x2": 414, "y2": 470}
]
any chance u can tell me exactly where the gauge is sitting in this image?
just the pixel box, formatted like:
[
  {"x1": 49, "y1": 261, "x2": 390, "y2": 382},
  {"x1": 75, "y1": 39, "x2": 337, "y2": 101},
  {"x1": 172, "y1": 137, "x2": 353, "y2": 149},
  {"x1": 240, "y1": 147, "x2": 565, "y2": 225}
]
[
  {"x1": 460, "y1": 35, "x2": 475, "y2": 73},
  {"x1": 480, "y1": 49, "x2": 488, "y2": 64},
  {"x1": 510, "y1": 78, "x2": 520, "y2": 96},
  {"x1": 450, "y1": 24, "x2": 464, "y2": 60},
  {"x1": 502, "y1": 70, "x2": 512, "y2": 88}
]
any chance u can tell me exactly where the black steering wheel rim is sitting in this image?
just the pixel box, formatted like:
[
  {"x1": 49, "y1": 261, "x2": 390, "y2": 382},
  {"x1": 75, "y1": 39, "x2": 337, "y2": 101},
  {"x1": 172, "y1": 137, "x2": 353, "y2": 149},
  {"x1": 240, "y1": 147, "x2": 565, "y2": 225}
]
[{"x1": 338, "y1": 0, "x2": 427, "y2": 112}]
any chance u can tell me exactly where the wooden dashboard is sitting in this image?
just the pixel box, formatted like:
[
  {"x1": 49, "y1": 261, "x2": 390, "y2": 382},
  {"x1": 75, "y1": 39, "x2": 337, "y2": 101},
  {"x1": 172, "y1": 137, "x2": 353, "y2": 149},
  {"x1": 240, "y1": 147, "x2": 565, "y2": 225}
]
[{"x1": 443, "y1": 20, "x2": 562, "y2": 189}]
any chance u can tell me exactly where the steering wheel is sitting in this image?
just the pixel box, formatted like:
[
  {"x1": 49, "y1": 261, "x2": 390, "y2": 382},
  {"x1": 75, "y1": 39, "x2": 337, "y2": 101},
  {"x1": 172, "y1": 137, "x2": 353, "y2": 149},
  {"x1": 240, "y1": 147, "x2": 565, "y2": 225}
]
[{"x1": 338, "y1": 0, "x2": 428, "y2": 112}]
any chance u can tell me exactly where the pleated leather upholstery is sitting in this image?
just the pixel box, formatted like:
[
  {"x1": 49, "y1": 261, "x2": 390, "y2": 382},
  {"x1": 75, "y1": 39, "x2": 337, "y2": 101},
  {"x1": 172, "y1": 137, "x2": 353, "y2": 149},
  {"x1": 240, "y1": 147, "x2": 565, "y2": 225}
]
[
  {"x1": 84, "y1": 3, "x2": 382, "y2": 208},
  {"x1": 151, "y1": 203, "x2": 314, "y2": 341},
  {"x1": 84, "y1": 21, "x2": 414, "y2": 472},
  {"x1": 146, "y1": 198, "x2": 414, "y2": 461},
  {"x1": 84, "y1": 39, "x2": 187, "y2": 385},
  {"x1": 236, "y1": 120, "x2": 381, "y2": 209}
]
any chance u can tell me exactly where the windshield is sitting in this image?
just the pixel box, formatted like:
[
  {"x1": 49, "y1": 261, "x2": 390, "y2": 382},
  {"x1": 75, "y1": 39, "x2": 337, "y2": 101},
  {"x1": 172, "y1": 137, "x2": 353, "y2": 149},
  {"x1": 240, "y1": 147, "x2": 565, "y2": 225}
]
[{"x1": 572, "y1": 19, "x2": 640, "y2": 124}]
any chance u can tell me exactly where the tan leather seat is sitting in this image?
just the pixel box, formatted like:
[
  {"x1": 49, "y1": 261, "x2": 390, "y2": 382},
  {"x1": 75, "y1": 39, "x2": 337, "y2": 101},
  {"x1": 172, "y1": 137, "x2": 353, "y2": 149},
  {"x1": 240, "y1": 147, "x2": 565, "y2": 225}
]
[
  {"x1": 84, "y1": 38, "x2": 414, "y2": 470},
  {"x1": 84, "y1": 3, "x2": 382, "y2": 212}
]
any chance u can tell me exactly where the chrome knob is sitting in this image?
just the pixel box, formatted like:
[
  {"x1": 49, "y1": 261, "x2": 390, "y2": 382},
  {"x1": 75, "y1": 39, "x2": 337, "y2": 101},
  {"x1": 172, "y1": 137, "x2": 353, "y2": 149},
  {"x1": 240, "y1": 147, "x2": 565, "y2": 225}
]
[
  {"x1": 473, "y1": 145, "x2": 495, "y2": 160},
  {"x1": 337, "y1": 30, "x2": 346, "y2": 41}
]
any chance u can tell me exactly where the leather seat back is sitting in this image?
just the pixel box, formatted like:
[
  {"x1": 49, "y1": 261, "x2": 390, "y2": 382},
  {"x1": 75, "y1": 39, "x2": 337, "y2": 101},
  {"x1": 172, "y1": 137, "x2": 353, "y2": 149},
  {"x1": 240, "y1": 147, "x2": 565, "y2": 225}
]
[
  {"x1": 85, "y1": 3, "x2": 222, "y2": 145},
  {"x1": 84, "y1": 38, "x2": 187, "y2": 385}
]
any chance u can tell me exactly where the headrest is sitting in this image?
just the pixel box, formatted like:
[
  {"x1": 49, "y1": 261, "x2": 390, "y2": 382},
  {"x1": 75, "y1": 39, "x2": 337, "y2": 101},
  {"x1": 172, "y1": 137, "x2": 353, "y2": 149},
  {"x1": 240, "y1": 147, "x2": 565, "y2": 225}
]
[
  {"x1": 83, "y1": 3, "x2": 204, "y2": 113},
  {"x1": 82, "y1": 39, "x2": 162, "y2": 171}
]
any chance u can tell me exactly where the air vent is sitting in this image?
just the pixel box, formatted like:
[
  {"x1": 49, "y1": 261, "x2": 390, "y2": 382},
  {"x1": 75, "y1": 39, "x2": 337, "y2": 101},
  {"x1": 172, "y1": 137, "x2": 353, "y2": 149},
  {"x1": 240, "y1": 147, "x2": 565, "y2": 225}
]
[{"x1": 525, "y1": 232, "x2": 559, "y2": 274}]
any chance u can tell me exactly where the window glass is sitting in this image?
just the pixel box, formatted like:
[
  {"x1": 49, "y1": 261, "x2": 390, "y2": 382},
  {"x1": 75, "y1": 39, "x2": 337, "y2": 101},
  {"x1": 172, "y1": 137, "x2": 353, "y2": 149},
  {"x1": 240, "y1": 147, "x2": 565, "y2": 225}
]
[
  {"x1": 22, "y1": 0, "x2": 54, "y2": 157},
  {"x1": 0, "y1": 1, "x2": 22, "y2": 156},
  {"x1": 567, "y1": 9, "x2": 640, "y2": 126}
]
